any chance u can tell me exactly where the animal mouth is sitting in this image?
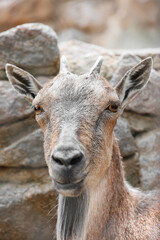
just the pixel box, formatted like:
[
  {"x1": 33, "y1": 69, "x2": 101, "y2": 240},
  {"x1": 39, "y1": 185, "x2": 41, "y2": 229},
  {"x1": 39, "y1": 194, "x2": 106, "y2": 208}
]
[{"x1": 54, "y1": 177, "x2": 86, "y2": 192}]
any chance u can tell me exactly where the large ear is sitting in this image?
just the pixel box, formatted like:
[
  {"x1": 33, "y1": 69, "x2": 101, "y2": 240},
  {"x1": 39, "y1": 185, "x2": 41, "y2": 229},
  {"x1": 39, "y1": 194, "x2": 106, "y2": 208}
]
[
  {"x1": 5, "y1": 64, "x2": 42, "y2": 103},
  {"x1": 115, "y1": 57, "x2": 152, "y2": 110}
]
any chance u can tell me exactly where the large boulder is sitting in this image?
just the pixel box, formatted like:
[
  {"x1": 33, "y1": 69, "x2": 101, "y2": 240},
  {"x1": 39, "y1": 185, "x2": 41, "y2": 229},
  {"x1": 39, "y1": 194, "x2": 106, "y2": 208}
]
[{"x1": 0, "y1": 23, "x2": 60, "y2": 78}]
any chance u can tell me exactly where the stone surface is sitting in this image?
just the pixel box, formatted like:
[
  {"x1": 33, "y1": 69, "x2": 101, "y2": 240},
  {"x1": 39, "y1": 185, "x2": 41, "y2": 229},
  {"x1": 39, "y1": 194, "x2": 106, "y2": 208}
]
[
  {"x1": 0, "y1": 129, "x2": 46, "y2": 168},
  {"x1": 114, "y1": 117, "x2": 137, "y2": 158},
  {"x1": 0, "y1": 117, "x2": 38, "y2": 149},
  {"x1": 136, "y1": 129, "x2": 160, "y2": 191},
  {"x1": 123, "y1": 153, "x2": 140, "y2": 187},
  {"x1": 127, "y1": 69, "x2": 160, "y2": 116},
  {"x1": 0, "y1": 81, "x2": 33, "y2": 125},
  {"x1": 0, "y1": 181, "x2": 57, "y2": 240},
  {"x1": 0, "y1": 167, "x2": 49, "y2": 184},
  {"x1": 110, "y1": 53, "x2": 160, "y2": 116},
  {"x1": 109, "y1": 54, "x2": 140, "y2": 87},
  {"x1": 0, "y1": 23, "x2": 60, "y2": 78},
  {"x1": 123, "y1": 111, "x2": 157, "y2": 136}
]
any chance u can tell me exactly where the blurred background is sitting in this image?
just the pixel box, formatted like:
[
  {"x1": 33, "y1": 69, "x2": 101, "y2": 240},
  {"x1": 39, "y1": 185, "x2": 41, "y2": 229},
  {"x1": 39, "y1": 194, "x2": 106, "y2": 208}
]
[{"x1": 0, "y1": 0, "x2": 160, "y2": 49}]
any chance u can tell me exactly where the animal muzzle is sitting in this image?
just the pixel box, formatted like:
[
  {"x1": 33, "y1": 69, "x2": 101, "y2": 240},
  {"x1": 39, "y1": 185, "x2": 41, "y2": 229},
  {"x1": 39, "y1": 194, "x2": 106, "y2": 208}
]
[{"x1": 50, "y1": 142, "x2": 87, "y2": 196}]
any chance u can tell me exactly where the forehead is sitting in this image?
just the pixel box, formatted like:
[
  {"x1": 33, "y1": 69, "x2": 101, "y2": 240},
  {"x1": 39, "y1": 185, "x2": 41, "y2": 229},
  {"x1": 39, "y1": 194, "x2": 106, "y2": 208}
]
[{"x1": 34, "y1": 73, "x2": 118, "y2": 109}]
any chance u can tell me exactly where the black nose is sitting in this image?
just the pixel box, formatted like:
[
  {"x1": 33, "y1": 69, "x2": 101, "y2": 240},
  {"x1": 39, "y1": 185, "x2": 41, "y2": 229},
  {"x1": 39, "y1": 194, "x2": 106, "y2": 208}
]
[{"x1": 51, "y1": 148, "x2": 84, "y2": 167}]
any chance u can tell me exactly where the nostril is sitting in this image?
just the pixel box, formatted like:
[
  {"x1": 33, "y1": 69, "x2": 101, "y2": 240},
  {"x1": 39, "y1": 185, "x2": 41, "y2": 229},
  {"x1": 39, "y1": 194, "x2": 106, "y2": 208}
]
[
  {"x1": 52, "y1": 156, "x2": 63, "y2": 165},
  {"x1": 70, "y1": 154, "x2": 83, "y2": 165}
]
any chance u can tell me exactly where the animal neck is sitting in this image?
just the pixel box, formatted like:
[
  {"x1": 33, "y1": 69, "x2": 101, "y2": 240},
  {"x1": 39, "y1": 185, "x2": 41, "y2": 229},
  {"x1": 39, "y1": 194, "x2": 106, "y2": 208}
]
[
  {"x1": 57, "y1": 136, "x2": 131, "y2": 240},
  {"x1": 85, "y1": 136, "x2": 131, "y2": 239}
]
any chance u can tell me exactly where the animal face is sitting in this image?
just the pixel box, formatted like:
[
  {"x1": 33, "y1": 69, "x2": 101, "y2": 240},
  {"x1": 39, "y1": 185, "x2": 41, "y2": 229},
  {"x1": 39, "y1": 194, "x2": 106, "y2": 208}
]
[{"x1": 6, "y1": 56, "x2": 152, "y2": 197}]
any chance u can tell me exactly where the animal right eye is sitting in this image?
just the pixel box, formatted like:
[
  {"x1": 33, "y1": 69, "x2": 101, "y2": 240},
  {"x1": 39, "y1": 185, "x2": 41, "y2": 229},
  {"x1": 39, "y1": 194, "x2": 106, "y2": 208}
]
[{"x1": 34, "y1": 104, "x2": 43, "y2": 115}]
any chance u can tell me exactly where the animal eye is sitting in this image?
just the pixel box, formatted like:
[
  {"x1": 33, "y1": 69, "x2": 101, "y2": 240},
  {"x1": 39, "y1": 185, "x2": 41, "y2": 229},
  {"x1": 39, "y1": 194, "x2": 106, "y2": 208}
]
[
  {"x1": 107, "y1": 104, "x2": 118, "y2": 113},
  {"x1": 34, "y1": 104, "x2": 42, "y2": 115}
]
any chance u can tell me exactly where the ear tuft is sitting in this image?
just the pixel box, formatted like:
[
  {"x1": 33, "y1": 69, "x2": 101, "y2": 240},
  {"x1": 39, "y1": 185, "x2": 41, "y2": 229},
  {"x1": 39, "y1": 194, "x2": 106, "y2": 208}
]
[
  {"x1": 5, "y1": 64, "x2": 42, "y2": 102},
  {"x1": 115, "y1": 57, "x2": 152, "y2": 109}
]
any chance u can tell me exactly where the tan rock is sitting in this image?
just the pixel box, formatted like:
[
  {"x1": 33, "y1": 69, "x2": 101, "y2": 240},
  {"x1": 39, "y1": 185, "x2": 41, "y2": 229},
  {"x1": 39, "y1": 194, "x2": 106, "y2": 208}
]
[{"x1": 0, "y1": 167, "x2": 49, "y2": 184}]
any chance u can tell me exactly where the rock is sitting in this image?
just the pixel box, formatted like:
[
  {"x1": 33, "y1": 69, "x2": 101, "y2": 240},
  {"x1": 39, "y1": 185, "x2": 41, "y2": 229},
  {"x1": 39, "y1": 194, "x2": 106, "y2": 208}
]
[
  {"x1": 123, "y1": 111, "x2": 157, "y2": 135},
  {"x1": 136, "y1": 129, "x2": 160, "y2": 191},
  {"x1": 123, "y1": 153, "x2": 141, "y2": 187},
  {"x1": 127, "y1": 69, "x2": 160, "y2": 116},
  {"x1": 114, "y1": 117, "x2": 137, "y2": 158},
  {"x1": 0, "y1": 129, "x2": 46, "y2": 168},
  {"x1": 0, "y1": 181, "x2": 57, "y2": 240},
  {"x1": 125, "y1": 48, "x2": 160, "y2": 74},
  {"x1": 109, "y1": 53, "x2": 140, "y2": 87},
  {"x1": 0, "y1": 23, "x2": 60, "y2": 78},
  {"x1": 109, "y1": 53, "x2": 160, "y2": 117},
  {"x1": 0, "y1": 117, "x2": 38, "y2": 149},
  {"x1": 0, "y1": 167, "x2": 49, "y2": 184},
  {"x1": 0, "y1": 81, "x2": 33, "y2": 125}
]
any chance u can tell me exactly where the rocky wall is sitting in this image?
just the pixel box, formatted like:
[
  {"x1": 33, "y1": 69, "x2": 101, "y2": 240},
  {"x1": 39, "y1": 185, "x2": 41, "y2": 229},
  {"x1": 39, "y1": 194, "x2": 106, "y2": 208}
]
[{"x1": 0, "y1": 23, "x2": 159, "y2": 240}]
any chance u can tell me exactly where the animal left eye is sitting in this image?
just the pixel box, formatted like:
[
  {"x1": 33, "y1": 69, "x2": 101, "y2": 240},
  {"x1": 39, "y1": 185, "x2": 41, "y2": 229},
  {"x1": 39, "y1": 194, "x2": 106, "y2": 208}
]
[
  {"x1": 106, "y1": 104, "x2": 118, "y2": 113},
  {"x1": 34, "y1": 104, "x2": 43, "y2": 115}
]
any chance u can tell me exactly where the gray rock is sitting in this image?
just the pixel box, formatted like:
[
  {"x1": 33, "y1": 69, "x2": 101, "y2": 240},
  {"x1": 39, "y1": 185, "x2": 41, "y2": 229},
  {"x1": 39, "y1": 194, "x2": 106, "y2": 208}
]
[
  {"x1": 0, "y1": 81, "x2": 33, "y2": 125},
  {"x1": 0, "y1": 181, "x2": 57, "y2": 240},
  {"x1": 123, "y1": 111, "x2": 157, "y2": 135},
  {"x1": 0, "y1": 23, "x2": 60, "y2": 78},
  {"x1": 109, "y1": 53, "x2": 160, "y2": 116},
  {"x1": 110, "y1": 54, "x2": 140, "y2": 87},
  {"x1": 123, "y1": 153, "x2": 141, "y2": 187},
  {"x1": 0, "y1": 129, "x2": 46, "y2": 168},
  {"x1": 0, "y1": 117, "x2": 38, "y2": 149},
  {"x1": 127, "y1": 69, "x2": 160, "y2": 116},
  {"x1": 114, "y1": 117, "x2": 137, "y2": 158},
  {"x1": 136, "y1": 129, "x2": 160, "y2": 191}
]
